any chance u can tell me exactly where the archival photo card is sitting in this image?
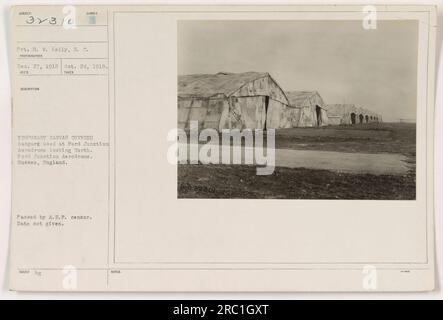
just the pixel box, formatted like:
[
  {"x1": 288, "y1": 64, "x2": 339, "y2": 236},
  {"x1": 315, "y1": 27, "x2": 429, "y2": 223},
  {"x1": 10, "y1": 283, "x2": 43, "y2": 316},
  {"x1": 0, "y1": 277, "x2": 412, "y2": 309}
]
[{"x1": 8, "y1": 5, "x2": 436, "y2": 292}]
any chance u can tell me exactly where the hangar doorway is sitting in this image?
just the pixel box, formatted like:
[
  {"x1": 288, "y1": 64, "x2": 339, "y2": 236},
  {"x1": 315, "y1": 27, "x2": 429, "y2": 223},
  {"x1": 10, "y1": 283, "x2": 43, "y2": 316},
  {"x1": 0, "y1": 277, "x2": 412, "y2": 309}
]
[
  {"x1": 263, "y1": 96, "x2": 270, "y2": 130},
  {"x1": 316, "y1": 105, "x2": 322, "y2": 126},
  {"x1": 350, "y1": 112, "x2": 356, "y2": 125}
]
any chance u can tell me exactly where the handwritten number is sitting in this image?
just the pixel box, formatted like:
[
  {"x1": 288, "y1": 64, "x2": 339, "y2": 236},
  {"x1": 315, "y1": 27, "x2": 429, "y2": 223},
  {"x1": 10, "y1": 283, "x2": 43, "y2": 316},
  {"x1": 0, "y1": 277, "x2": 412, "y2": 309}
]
[
  {"x1": 25, "y1": 16, "x2": 34, "y2": 24},
  {"x1": 24, "y1": 16, "x2": 58, "y2": 25}
]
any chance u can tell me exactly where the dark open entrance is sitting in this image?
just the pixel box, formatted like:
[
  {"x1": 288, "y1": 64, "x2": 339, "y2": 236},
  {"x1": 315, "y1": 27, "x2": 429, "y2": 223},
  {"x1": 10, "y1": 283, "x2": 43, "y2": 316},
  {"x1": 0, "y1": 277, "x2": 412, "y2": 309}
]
[
  {"x1": 350, "y1": 112, "x2": 356, "y2": 125},
  {"x1": 365, "y1": 115, "x2": 369, "y2": 123},
  {"x1": 315, "y1": 105, "x2": 322, "y2": 126},
  {"x1": 359, "y1": 114, "x2": 364, "y2": 124},
  {"x1": 264, "y1": 96, "x2": 270, "y2": 130}
]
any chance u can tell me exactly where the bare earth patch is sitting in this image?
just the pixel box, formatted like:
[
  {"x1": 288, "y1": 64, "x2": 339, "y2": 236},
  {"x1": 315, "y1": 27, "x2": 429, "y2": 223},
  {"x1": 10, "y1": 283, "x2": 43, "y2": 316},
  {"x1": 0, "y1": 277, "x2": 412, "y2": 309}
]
[
  {"x1": 178, "y1": 164, "x2": 416, "y2": 200},
  {"x1": 177, "y1": 123, "x2": 416, "y2": 200}
]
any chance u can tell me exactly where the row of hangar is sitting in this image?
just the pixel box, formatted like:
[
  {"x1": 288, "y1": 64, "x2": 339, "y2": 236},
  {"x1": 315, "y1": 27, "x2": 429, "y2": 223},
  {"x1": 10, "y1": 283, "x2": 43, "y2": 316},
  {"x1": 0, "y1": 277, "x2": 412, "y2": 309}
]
[{"x1": 178, "y1": 71, "x2": 382, "y2": 130}]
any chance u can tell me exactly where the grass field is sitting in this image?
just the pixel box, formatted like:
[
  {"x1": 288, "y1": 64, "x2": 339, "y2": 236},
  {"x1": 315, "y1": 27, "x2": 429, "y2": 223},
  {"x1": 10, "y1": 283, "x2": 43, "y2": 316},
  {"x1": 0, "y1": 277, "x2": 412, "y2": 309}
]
[
  {"x1": 274, "y1": 122, "x2": 415, "y2": 156},
  {"x1": 177, "y1": 123, "x2": 416, "y2": 199}
]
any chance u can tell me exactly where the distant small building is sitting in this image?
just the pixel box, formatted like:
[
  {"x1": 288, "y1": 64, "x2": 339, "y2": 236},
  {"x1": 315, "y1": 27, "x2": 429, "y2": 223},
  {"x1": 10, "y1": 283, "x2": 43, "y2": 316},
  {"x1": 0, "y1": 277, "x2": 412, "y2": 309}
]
[
  {"x1": 325, "y1": 104, "x2": 358, "y2": 125},
  {"x1": 357, "y1": 107, "x2": 382, "y2": 124},
  {"x1": 327, "y1": 115, "x2": 343, "y2": 126},
  {"x1": 285, "y1": 91, "x2": 328, "y2": 127},
  {"x1": 356, "y1": 107, "x2": 366, "y2": 124},
  {"x1": 177, "y1": 72, "x2": 289, "y2": 130},
  {"x1": 326, "y1": 104, "x2": 382, "y2": 125}
]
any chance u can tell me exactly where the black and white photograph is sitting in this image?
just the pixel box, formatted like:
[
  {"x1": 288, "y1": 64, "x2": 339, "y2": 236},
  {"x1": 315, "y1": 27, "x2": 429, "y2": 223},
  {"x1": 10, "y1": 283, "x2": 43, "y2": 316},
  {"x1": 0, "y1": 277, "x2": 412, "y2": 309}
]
[
  {"x1": 2, "y1": 3, "x2": 438, "y2": 295},
  {"x1": 177, "y1": 20, "x2": 418, "y2": 200}
]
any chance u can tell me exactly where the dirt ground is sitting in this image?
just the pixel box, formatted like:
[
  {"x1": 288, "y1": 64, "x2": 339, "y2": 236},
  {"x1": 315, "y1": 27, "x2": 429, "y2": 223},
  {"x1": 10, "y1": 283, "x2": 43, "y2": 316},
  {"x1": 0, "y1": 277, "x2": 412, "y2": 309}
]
[
  {"x1": 178, "y1": 164, "x2": 415, "y2": 199},
  {"x1": 273, "y1": 122, "x2": 416, "y2": 157},
  {"x1": 177, "y1": 123, "x2": 416, "y2": 200},
  {"x1": 197, "y1": 122, "x2": 415, "y2": 154}
]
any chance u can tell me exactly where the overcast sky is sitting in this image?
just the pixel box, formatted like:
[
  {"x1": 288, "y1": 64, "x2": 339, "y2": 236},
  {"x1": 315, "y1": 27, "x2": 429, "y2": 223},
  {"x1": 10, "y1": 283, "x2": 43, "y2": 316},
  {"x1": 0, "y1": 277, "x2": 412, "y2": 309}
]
[{"x1": 178, "y1": 20, "x2": 418, "y2": 122}]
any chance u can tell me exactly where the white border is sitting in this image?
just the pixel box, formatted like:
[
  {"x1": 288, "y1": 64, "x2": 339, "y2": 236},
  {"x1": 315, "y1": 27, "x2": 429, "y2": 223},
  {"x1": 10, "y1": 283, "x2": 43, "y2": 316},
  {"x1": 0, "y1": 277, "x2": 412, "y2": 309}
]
[{"x1": 0, "y1": 0, "x2": 441, "y2": 299}]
